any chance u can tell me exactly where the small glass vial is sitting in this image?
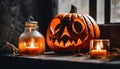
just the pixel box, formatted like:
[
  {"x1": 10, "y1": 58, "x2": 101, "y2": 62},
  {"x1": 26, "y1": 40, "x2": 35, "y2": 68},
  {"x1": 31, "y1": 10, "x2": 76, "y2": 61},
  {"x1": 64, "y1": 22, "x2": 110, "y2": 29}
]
[{"x1": 18, "y1": 16, "x2": 45, "y2": 56}]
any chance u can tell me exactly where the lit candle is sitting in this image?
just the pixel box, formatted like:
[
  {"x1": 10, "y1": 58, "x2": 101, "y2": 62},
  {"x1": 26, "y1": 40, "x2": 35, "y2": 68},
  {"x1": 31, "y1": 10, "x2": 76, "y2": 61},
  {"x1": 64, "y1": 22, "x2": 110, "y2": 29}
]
[
  {"x1": 24, "y1": 40, "x2": 39, "y2": 55},
  {"x1": 90, "y1": 42, "x2": 107, "y2": 58}
]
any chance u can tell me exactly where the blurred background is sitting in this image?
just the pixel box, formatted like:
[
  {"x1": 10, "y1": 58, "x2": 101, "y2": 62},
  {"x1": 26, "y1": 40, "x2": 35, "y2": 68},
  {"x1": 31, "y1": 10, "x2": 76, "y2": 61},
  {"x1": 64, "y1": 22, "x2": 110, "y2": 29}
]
[{"x1": 0, "y1": 0, "x2": 54, "y2": 53}]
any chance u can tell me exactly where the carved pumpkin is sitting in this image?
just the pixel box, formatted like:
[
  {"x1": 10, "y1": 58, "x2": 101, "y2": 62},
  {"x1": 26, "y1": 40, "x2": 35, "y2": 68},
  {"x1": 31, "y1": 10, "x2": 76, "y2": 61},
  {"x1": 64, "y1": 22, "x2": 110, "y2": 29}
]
[{"x1": 46, "y1": 5, "x2": 100, "y2": 54}]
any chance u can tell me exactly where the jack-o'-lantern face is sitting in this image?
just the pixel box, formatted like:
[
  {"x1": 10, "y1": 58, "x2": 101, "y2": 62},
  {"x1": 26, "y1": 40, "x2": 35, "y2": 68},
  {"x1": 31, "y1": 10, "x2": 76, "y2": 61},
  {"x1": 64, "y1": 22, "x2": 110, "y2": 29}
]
[
  {"x1": 46, "y1": 5, "x2": 100, "y2": 53},
  {"x1": 49, "y1": 14, "x2": 87, "y2": 48}
]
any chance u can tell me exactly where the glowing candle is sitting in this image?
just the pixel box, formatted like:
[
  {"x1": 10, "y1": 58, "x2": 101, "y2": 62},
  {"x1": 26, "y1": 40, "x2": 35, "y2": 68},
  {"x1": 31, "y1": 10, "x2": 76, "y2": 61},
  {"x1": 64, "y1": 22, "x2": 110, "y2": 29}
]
[
  {"x1": 24, "y1": 40, "x2": 39, "y2": 55},
  {"x1": 90, "y1": 39, "x2": 109, "y2": 58},
  {"x1": 90, "y1": 44, "x2": 107, "y2": 58},
  {"x1": 18, "y1": 17, "x2": 45, "y2": 56}
]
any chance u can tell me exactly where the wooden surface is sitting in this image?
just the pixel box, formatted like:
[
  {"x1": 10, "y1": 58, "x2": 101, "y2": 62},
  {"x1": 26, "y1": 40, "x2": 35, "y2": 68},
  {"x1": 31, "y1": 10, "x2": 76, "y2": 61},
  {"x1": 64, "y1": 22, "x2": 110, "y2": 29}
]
[
  {"x1": 1, "y1": 51, "x2": 120, "y2": 69},
  {"x1": 2, "y1": 51, "x2": 120, "y2": 64}
]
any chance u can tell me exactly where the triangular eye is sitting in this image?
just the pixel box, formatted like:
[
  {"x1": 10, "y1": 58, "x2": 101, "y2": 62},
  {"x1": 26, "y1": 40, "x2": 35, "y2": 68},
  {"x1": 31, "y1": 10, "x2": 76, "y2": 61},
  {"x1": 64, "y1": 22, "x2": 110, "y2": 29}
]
[
  {"x1": 72, "y1": 18, "x2": 85, "y2": 34},
  {"x1": 50, "y1": 18, "x2": 61, "y2": 34}
]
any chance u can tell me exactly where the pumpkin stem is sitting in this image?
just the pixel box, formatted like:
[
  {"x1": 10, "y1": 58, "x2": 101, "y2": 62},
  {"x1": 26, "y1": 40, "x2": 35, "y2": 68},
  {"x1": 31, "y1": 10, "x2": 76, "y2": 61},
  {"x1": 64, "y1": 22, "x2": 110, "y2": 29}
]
[{"x1": 70, "y1": 5, "x2": 77, "y2": 13}]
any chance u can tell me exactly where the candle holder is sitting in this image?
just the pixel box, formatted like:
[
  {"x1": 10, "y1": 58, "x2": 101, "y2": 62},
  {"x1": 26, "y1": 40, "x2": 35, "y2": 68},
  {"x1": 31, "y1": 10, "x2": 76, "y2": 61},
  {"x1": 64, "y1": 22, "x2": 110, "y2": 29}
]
[
  {"x1": 18, "y1": 16, "x2": 45, "y2": 56},
  {"x1": 89, "y1": 39, "x2": 110, "y2": 59}
]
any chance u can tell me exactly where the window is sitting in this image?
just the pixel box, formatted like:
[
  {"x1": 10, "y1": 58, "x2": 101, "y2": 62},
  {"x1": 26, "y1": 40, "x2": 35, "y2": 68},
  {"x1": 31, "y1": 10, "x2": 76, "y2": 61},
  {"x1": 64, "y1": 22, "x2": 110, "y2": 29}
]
[
  {"x1": 56, "y1": 0, "x2": 120, "y2": 24},
  {"x1": 111, "y1": 0, "x2": 120, "y2": 23}
]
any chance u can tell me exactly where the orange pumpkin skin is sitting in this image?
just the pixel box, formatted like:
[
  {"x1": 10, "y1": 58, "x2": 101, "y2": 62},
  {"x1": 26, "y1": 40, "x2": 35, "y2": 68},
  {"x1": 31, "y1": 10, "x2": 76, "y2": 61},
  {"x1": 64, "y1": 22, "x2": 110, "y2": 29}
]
[{"x1": 46, "y1": 13, "x2": 100, "y2": 54}]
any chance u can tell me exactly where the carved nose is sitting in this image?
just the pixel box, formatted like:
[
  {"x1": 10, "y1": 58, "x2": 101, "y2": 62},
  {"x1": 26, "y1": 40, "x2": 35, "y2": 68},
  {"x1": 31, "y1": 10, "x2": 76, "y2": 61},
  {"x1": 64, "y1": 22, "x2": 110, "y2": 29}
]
[{"x1": 61, "y1": 26, "x2": 71, "y2": 38}]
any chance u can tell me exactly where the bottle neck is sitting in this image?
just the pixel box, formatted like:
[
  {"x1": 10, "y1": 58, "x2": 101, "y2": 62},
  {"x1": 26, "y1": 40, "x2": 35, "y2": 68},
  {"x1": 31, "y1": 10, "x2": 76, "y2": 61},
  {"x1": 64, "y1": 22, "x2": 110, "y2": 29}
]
[
  {"x1": 24, "y1": 20, "x2": 39, "y2": 32},
  {"x1": 25, "y1": 26, "x2": 38, "y2": 31}
]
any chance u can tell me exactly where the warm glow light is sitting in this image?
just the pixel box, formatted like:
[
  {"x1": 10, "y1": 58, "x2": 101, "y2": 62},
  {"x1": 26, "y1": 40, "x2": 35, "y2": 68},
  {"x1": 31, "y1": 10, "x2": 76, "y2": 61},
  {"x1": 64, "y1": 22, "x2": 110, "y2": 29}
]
[
  {"x1": 65, "y1": 40, "x2": 71, "y2": 46},
  {"x1": 30, "y1": 40, "x2": 34, "y2": 48},
  {"x1": 61, "y1": 27, "x2": 71, "y2": 37},
  {"x1": 24, "y1": 42, "x2": 26, "y2": 46},
  {"x1": 18, "y1": 17, "x2": 45, "y2": 56},
  {"x1": 90, "y1": 41, "x2": 107, "y2": 58},
  {"x1": 96, "y1": 44, "x2": 101, "y2": 50},
  {"x1": 96, "y1": 42, "x2": 103, "y2": 50},
  {"x1": 24, "y1": 39, "x2": 37, "y2": 48}
]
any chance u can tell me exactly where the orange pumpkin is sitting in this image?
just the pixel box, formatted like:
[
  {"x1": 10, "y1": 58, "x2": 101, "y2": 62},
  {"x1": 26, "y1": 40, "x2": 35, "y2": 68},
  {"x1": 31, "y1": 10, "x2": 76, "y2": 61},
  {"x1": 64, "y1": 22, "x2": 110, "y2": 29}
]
[{"x1": 46, "y1": 5, "x2": 100, "y2": 54}]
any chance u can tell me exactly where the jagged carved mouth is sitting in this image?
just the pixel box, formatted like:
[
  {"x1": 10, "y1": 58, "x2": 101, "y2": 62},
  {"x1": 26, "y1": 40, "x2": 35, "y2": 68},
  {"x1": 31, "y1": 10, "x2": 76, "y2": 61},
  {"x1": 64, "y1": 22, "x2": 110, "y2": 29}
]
[{"x1": 49, "y1": 37, "x2": 82, "y2": 48}]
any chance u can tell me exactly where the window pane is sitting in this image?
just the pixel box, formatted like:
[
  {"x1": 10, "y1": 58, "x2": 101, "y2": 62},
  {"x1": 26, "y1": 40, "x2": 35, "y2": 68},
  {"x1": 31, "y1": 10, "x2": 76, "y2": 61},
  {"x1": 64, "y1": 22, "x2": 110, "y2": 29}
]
[
  {"x1": 97, "y1": 0, "x2": 104, "y2": 24},
  {"x1": 58, "y1": 0, "x2": 120, "y2": 24},
  {"x1": 111, "y1": 0, "x2": 120, "y2": 23},
  {"x1": 58, "y1": 0, "x2": 89, "y2": 14}
]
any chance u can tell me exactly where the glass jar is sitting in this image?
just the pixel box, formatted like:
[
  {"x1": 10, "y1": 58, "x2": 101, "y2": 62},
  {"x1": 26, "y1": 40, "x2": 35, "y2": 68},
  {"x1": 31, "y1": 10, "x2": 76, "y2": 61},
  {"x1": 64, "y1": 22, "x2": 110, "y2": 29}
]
[{"x1": 18, "y1": 17, "x2": 45, "y2": 56}]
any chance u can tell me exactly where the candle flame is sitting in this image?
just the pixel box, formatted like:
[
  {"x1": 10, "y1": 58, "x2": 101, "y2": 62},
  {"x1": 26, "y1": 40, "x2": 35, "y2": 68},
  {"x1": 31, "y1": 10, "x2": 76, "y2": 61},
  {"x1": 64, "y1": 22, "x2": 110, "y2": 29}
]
[
  {"x1": 24, "y1": 39, "x2": 35, "y2": 48},
  {"x1": 30, "y1": 40, "x2": 34, "y2": 48},
  {"x1": 96, "y1": 41, "x2": 104, "y2": 50},
  {"x1": 24, "y1": 42, "x2": 26, "y2": 46},
  {"x1": 96, "y1": 44, "x2": 101, "y2": 50}
]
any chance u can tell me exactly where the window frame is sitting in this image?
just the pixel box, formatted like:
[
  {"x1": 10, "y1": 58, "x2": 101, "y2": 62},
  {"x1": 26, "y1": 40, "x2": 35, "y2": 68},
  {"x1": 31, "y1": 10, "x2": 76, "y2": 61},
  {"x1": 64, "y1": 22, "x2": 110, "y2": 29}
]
[{"x1": 52, "y1": 0, "x2": 120, "y2": 24}]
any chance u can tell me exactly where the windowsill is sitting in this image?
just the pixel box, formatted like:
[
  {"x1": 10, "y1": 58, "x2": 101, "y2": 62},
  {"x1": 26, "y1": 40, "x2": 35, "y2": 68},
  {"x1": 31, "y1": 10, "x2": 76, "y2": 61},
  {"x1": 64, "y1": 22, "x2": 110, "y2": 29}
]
[
  {"x1": 98, "y1": 23, "x2": 120, "y2": 26},
  {"x1": 0, "y1": 51, "x2": 120, "y2": 69}
]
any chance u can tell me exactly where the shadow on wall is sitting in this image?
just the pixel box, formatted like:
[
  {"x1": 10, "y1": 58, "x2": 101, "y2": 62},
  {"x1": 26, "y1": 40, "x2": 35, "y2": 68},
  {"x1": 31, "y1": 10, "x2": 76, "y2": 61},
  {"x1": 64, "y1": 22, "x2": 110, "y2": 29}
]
[{"x1": 0, "y1": 0, "x2": 53, "y2": 54}]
